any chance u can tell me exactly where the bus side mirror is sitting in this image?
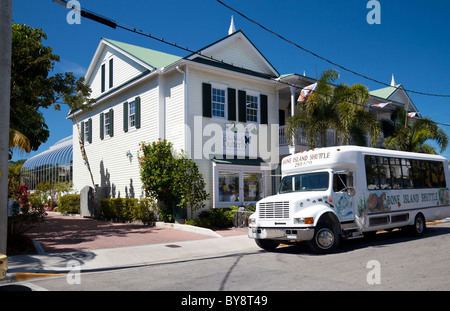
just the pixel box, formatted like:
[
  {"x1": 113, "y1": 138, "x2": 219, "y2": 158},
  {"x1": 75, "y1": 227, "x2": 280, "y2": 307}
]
[{"x1": 347, "y1": 187, "x2": 356, "y2": 197}]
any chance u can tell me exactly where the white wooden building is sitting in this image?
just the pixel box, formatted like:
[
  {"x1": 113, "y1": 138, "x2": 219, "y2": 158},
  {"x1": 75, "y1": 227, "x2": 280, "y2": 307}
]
[{"x1": 67, "y1": 26, "x2": 420, "y2": 211}]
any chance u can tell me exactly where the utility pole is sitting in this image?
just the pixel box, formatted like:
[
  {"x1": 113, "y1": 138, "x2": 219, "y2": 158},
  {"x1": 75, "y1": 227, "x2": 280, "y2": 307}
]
[{"x1": 0, "y1": 0, "x2": 12, "y2": 254}]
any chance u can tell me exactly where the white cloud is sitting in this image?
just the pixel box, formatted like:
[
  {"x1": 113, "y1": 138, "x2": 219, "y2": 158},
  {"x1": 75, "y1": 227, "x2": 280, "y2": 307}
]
[{"x1": 57, "y1": 59, "x2": 87, "y2": 77}]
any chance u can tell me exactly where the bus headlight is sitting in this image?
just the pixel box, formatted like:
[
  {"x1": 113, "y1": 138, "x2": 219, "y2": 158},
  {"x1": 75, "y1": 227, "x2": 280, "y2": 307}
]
[{"x1": 294, "y1": 217, "x2": 314, "y2": 225}]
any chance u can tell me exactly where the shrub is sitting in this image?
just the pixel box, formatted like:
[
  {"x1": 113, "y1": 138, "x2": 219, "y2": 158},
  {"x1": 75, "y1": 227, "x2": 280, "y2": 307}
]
[
  {"x1": 8, "y1": 185, "x2": 46, "y2": 238},
  {"x1": 99, "y1": 198, "x2": 157, "y2": 222},
  {"x1": 59, "y1": 194, "x2": 80, "y2": 214},
  {"x1": 139, "y1": 139, "x2": 209, "y2": 222},
  {"x1": 185, "y1": 208, "x2": 234, "y2": 229}
]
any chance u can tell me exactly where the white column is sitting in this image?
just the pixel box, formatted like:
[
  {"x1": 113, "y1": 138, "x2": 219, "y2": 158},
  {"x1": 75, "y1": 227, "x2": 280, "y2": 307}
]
[{"x1": 289, "y1": 86, "x2": 296, "y2": 155}]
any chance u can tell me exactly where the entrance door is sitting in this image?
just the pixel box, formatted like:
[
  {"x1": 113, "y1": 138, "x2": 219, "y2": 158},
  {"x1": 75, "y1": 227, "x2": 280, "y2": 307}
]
[
  {"x1": 332, "y1": 172, "x2": 355, "y2": 221},
  {"x1": 216, "y1": 169, "x2": 265, "y2": 207}
]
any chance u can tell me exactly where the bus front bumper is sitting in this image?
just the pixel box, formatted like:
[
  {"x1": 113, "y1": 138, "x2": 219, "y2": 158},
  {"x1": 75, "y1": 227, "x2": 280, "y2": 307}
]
[{"x1": 248, "y1": 227, "x2": 315, "y2": 241}]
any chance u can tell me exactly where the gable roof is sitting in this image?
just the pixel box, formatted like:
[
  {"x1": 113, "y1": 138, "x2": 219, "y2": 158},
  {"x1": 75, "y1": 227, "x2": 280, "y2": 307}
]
[
  {"x1": 103, "y1": 38, "x2": 182, "y2": 70},
  {"x1": 369, "y1": 84, "x2": 403, "y2": 99},
  {"x1": 185, "y1": 30, "x2": 279, "y2": 78},
  {"x1": 369, "y1": 83, "x2": 420, "y2": 115}
]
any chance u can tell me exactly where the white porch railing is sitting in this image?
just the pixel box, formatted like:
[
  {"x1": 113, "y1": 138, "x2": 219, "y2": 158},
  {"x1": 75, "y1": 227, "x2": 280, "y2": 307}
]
[
  {"x1": 279, "y1": 126, "x2": 335, "y2": 147},
  {"x1": 279, "y1": 125, "x2": 308, "y2": 146}
]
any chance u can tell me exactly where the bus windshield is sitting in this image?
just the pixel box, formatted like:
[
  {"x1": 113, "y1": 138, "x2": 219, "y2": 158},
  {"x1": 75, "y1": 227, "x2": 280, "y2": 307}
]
[{"x1": 279, "y1": 172, "x2": 329, "y2": 193}]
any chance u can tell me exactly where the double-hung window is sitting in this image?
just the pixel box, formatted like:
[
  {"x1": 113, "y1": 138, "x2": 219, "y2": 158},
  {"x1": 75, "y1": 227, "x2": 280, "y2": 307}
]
[
  {"x1": 100, "y1": 109, "x2": 114, "y2": 140},
  {"x1": 123, "y1": 97, "x2": 141, "y2": 132},
  {"x1": 212, "y1": 87, "x2": 226, "y2": 118},
  {"x1": 84, "y1": 121, "x2": 90, "y2": 143},
  {"x1": 246, "y1": 94, "x2": 258, "y2": 122},
  {"x1": 129, "y1": 101, "x2": 136, "y2": 129},
  {"x1": 104, "y1": 112, "x2": 110, "y2": 136},
  {"x1": 82, "y1": 118, "x2": 92, "y2": 144}
]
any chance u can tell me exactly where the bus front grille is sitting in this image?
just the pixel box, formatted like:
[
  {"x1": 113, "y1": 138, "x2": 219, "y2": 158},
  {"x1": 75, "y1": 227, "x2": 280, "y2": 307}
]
[{"x1": 258, "y1": 201, "x2": 290, "y2": 219}]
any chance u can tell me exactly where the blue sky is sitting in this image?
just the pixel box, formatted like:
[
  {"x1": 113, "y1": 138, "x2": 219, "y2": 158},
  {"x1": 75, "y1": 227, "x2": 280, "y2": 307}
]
[{"x1": 11, "y1": 0, "x2": 450, "y2": 161}]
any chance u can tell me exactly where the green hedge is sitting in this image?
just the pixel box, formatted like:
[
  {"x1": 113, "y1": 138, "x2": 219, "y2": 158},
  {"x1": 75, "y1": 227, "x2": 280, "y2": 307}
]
[
  {"x1": 99, "y1": 198, "x2": 157, "y2": 222},
  {"x1": 59, "y1": 194, "x2": 80, "y2": 214},
  {"x1": 185, "y1": 208, "x2": 234, "y2": 229}
]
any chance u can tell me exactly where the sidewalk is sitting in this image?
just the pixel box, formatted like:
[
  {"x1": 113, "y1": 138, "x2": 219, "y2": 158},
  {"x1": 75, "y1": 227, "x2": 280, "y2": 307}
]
[{"x1": 5, "y1": 212, "x2": 254, "y2": 277}]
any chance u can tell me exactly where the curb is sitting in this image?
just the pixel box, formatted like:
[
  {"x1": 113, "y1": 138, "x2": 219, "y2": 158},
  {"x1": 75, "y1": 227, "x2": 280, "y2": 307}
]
[
  {"x1": 1, "y1": 272, "x2": 64, "y2": 283},
  {"x1": 155, "y1": 222, "x2": 223, "y2": 238}
]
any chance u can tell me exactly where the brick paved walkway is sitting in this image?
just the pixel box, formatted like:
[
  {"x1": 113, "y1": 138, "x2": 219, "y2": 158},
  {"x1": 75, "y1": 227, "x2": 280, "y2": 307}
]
[{"x1": 26, "y1": 213, "x2": 247, "y2": 253}]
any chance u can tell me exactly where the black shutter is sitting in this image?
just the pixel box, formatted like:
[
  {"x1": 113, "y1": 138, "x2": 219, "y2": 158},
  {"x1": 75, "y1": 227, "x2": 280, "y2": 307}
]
[
  {"x1": 238, "y1": 90, "x2": 247, "y2": 122},
  {"x1": 123, "y1": 102, "x2": 128, "y2": 132},
  {"x1": 227, "y1": 88, "x2": 236, "y2": 121},
  {"x1": 135, "y1": 96, "x2": 141, "y2": 129},
  {"x1": 100, "y1": 113, "x2": 104, "y2": 140},
  {"x1": 80, "y1": 121, "x2": 85, "y2": 143},
  {"x1": 88, "y1": 118, "x2": 92, "y2": 143},
  {"x1": 202, "y1": 83, "x2": 212, "y2": 118},
  {"x1": 109, "y1": 109, "x2": 114, "y2": 137},
  {"x1": 260, "y1": 94, "x2": 268, "y2": 125},
  {"x1": 109, "y1": 58, "x2": 113, "y2": 88},
  {"x1": 101, "y1": 64, "x2": 105, "y2": 93}
]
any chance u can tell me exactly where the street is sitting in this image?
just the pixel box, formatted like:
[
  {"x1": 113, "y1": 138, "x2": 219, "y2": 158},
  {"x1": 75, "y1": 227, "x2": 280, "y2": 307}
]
[{"x1": 2, "y1": 222, "x2": 450, "y2": 292}]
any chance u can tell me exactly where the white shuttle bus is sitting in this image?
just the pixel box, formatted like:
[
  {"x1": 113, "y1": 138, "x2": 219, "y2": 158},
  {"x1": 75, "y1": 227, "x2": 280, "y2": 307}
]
[{"x1": 248, "y1": 146, "x2": 450, "y2": 254}]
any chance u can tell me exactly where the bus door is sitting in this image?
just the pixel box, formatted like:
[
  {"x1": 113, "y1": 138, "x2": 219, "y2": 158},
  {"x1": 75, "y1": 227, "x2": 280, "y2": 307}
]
[{"x1": 332, "y1": 172, "x2": 355, "y2": 222}]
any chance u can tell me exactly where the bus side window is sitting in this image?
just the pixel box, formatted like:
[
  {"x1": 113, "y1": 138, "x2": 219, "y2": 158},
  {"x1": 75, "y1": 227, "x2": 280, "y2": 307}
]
[
  {"x1": 390, "y1": 158, "x2": 402, "y2": 189},
  {"x1": 401, "y1": 159, "x2": 414, "y2": 189},
  {"x1": 438, "y1": 162, "x2": 446, "y2": 187},
  {"x1": 333, "y1": 174, "x2": 347, "y2": 192},
  {"x1": 333, "y1": 173, "x2": 354, "y2": 192},
  {"x1": 365, "y1": 156, "x2": 380, "y2": 190}
]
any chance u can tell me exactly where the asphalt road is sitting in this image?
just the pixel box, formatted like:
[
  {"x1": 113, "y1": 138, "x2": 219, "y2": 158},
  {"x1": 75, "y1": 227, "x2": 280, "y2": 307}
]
[{"x1": 2, "y1": 222, "x2": 450, "y2": 292}]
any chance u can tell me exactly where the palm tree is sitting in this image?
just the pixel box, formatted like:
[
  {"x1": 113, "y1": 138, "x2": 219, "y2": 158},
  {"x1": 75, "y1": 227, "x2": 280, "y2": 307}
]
[
  {"x1": 335, "y1": 83, "x2": 381, "y2": 146},
  {"x1": 287, "y1": 68, "x2": 381, "y2": 148},
  {"x1": 9, "y1": 128, "x2": 31, "y2": 159},
  {"x1": 384, "y1": 108, "x2": 448, "y2": 154},
  {"x1": 0, "y1": 128, "x2": 30, "y2": 179},
  {"x1": 287, "y1": 68, "x2": 340, "y2": 148}
]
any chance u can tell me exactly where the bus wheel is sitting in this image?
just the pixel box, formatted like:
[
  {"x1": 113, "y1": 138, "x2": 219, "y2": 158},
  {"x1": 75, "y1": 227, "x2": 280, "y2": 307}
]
[
  {"x1": 408, "y1": 214, "x2": 426, "y2": 236},
  {"x1": 308, "y1": 222, "x2": 339, "y2": 254},
  {"x1": 255, "y1": 239, "x2": 280, "y2": 250}
]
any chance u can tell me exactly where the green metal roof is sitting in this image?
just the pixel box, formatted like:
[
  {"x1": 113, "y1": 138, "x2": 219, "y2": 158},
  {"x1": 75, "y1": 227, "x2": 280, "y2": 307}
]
[
  {"x1": 212, "y1": 157, "x2": 265, "y2": 166},
  {"x1": 369, "y1": 84, "x2": 402, "y2": 99},
  {"x1": 103, "y1": 38, "x2": 182, "y2": 69}
]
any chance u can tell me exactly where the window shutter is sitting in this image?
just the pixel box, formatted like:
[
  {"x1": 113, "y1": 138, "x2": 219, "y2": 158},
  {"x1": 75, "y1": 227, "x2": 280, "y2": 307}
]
[
  {"x1": 227, "y1": 88, "x2": 236, "y2": 121},
  {"x1": 202, "y1": 83, "x2": 212, "y2": 118},
  {"x1": 109, "y1": 109, "x2": 114, "y2": 137},
  {"x1": 238, "y1": 90, "x2": 247, "y2": 122},
  {"x1": 101, "y1": 64, "x2": 105, "y2": 93},
  {"x1": 260, "y1": 94, "x2": 268, "y2": 125},
  {"x1": 100, "y1": 113, "x2": 104, "y2": 140},
  {"x1": 88, "y1": 118, "x2": 92, "y2": 143},
  {"x1": 123, "y1": 101, "x2": 128, "y2": 132},
  {"x1": 109, "y1": 58, "x2": 113, "y2": 88},
  {"x1": 135, "y1": 96, "x2": 141, "y2": 129},
  {"x1": 80, "y1": 121, "x2": 85, "y2": 143}
]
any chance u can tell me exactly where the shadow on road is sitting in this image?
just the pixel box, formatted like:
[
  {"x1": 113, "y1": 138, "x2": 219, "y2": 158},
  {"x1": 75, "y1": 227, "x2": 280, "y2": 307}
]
[{"x1": 265, "y1": 224, "x2": 450, "y2": 256}]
